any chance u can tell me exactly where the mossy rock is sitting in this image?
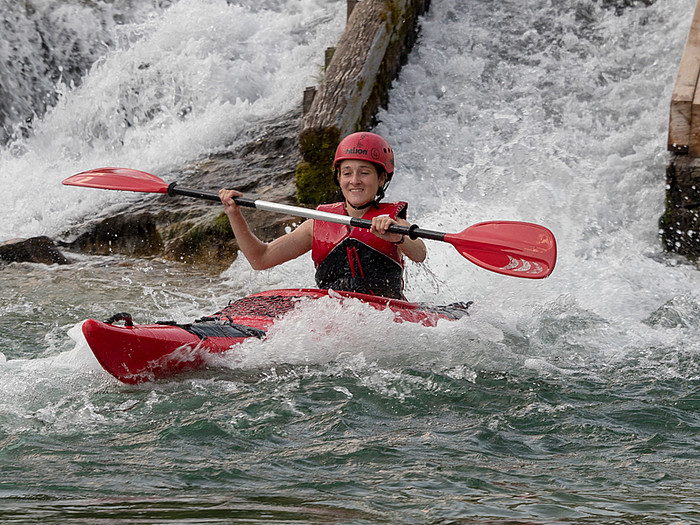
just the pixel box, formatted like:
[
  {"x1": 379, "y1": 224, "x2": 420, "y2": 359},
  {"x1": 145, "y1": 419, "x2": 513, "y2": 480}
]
[
  {"x1": 0, "y1": 237, "x2": 71, "y2": 265},
  {"x1": 296, "y1": 162, "x2": 338, "y2": 205},
  {"x1": 67, "y1": 212, "x2": 163, "y2": 257},
  {"x1": 162, "y1": 212, "x2": 237, "y2": 265},
  {"x1": 296, "y1": 126, "x2": 342, "y2": 205}
]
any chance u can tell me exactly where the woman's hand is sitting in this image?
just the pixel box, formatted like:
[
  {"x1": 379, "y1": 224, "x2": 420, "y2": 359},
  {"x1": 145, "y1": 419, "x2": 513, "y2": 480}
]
[
  {"x1": 219, "y1": 188, "x2": 243, "y2": 216},
  {"x1": 370, "y1": 215, "x2": 404, "y2": 244},
  {"x1": 370, "y1": 215, "x2": 427, "y2": 263}
]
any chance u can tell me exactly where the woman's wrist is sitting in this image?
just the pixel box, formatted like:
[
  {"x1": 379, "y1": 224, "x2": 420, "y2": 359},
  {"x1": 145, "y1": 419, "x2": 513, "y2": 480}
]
[{"x1": 391, "y1": 234, "x2": 405, "y2": 245}]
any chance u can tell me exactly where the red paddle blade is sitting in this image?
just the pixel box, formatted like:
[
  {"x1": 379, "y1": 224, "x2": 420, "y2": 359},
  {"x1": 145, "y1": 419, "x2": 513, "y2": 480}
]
[
  {"x1": 62, "y1": 167, "x2": 169, "y2": 193},
  {"x1": 445, "y1": 221, "x2": 557, "y2": 279}
]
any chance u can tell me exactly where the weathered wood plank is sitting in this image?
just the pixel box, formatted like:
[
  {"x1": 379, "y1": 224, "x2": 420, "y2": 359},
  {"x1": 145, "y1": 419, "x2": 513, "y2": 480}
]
[
  {"x1": 302, "y1": 0, "x2": 397, "y2": 137},
  {"x1": 669, "y1": 0, "x2": 700, "y2": 152},
  {"x1": 689, "y1": 5, "x2": 700, "y2": 157}
]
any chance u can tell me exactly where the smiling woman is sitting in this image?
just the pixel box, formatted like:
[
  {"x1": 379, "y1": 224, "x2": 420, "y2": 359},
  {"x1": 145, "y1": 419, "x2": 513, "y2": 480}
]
[{"x1": 220, "y1": 131, "x2": 427, "y2": 299}]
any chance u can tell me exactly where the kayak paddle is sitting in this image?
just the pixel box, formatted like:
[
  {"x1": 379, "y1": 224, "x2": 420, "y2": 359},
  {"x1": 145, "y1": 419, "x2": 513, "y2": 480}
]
[{"x1": 63, "y1": 167, "x2": 557, "y2": 278}]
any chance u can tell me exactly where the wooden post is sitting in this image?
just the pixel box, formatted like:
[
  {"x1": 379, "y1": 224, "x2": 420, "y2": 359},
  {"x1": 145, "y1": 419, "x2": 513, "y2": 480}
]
[
  {"x1": 669, "y1": 0, "x2": 700, "y2": 153},
  {"x1": 347, "y1": 0, "x2": 359, "y2": 20},
  {"x1": 661, "y1": 157, "x2": 700, "y2": 258},
  {"x1": 302, "y1": 87, "x2": 317, "y2": 115},
  {"x1": 324, "y1": 47, "x2": 335, "y2": 68},
  {"x1": 301, "y1": 0, "x2": 405, "y2": 144},
  {"x1": 691, "y1": 21, "x2": 700, "y2": 157},
  {"x1": 664, "y1": 0, "x2": 700, "y2": 259}
]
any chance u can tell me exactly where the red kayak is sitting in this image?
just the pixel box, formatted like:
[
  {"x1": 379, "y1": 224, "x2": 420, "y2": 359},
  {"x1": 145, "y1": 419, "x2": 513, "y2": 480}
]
[{"x1": 82, "y1": 288, "x2": 470, "y2": 384}]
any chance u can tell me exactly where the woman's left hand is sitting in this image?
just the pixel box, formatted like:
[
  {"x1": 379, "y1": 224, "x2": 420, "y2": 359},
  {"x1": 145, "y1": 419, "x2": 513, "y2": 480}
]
[{"x1": 370, "y1": 216, "x2": 404, "y2": 244}]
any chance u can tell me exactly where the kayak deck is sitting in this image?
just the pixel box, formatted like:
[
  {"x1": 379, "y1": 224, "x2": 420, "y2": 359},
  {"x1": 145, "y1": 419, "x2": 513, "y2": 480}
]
[{"x1": 82, "y1": 288, "x2": 470, "y2": 384}]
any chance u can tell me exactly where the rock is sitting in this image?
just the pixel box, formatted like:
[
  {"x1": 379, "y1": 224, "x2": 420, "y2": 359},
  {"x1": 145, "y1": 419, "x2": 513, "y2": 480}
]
[
  {"x1": 0, "y1": 236, "x2": 71, "y2": 265},
  {"x1": 66, "y1": 211, "x2": 163, "y2": 257},
  {"x1": 151, "y1": 113, "x2": 303, "y2": 266},
  {"x1": 59, "y1": 111, "x2": 304, "y2": 267}
]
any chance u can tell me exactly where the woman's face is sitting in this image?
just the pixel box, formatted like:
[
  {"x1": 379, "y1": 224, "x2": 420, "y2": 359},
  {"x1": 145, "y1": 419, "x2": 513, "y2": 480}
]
[{"x1": 338, "y1": 160, "x2": 386, "y2": 207}]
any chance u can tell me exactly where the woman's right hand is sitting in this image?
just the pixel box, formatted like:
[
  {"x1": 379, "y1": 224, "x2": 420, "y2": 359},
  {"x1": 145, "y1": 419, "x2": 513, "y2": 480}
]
[{"x1": 219, "y1": 188, "x2": 243, "y2": 216}]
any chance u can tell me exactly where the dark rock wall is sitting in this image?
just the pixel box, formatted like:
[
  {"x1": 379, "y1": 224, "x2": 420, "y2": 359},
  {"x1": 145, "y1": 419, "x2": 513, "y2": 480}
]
[{"x1": 661, "y1": 155, "x2": 700, "y2": 260}]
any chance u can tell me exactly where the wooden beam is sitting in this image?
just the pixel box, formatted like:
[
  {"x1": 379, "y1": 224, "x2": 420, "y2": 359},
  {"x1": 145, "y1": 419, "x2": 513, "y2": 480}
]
[
  {"x1": 347, "y1": 0, "x2": 359, "y2": 20},
  {"x1": 690, "y1": 17, "x2": 700, "y2": 157},
  {"x1": 301, "y1": 0, "x2": 396, "y2": 139},
  {"x1": 669, "y1": 0, "x2": 700, "y2": 152}
]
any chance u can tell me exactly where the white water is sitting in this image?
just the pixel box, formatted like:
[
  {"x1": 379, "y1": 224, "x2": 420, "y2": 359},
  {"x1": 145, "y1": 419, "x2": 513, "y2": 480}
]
[
  {"x1": 0, "y1": 0, "x2": 699, "y2": 383},
  {"x1": 0, "y1": 0, "x2": 344, "y2": 241},
  {"x1": 375, "y1": 0, "x2": 700, "y2": 327},
  {"x1": 1, "y1": 3, "x2": 699, "y2": 521}
]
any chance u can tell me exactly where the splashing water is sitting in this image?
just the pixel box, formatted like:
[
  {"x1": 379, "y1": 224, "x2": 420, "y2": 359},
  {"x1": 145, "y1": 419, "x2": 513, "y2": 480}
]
[
  {"x1": 0, "y1": 0, "x2": 698, "y2": 522},
  {"x1": 0, "y1": 0, "x2": 344, "y2": 241}
]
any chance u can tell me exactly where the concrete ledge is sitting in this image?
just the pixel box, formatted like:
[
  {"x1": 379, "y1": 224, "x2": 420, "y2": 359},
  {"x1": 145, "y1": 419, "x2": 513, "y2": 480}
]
[{"x1": 296, "y1": 0, "x2": 430, "y2": 204}]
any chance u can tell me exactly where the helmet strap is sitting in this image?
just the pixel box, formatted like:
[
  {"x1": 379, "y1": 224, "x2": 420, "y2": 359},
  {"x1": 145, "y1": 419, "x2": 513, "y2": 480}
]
[{"x1": 347, "y1": 199, "x2": 378, "y2": 211}]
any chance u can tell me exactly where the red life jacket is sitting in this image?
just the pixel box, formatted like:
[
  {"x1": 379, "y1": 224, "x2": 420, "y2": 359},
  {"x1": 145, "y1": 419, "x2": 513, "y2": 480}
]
[{"x1": 312, "y1": 201, "x2": 408, "y2": 299}]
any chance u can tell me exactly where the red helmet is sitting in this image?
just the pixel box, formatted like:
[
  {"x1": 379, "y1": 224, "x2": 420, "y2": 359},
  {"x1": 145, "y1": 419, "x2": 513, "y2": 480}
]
[{"x1": 333, "y1": 132, "x2": 394, "y2": 180}]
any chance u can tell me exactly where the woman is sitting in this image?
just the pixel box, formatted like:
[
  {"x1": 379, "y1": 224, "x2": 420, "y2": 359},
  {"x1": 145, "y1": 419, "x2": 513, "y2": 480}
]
[{"x1": 219, "y1": 132, "x2": 426, "y2": 299}]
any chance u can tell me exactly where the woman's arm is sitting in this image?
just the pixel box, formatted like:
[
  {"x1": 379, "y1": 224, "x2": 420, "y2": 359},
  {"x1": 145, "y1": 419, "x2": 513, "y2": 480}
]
[{"x1": 220, "y1": 189, "x2": 313, "y2": 270}]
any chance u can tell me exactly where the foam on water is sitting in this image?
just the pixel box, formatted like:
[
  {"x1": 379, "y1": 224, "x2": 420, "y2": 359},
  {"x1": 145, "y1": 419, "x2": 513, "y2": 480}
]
[
  {"x1": 0, "y1": 0, "x2": 696, "y2": 391},
  {"x1": 370, "y1": 0, "x2": 700, "y2": 363}
]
